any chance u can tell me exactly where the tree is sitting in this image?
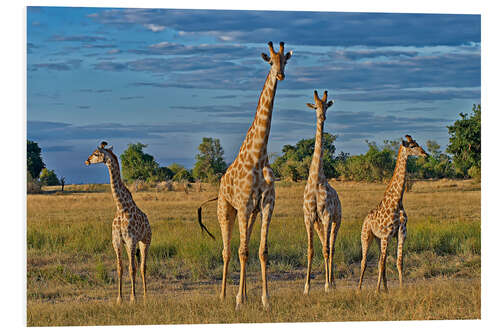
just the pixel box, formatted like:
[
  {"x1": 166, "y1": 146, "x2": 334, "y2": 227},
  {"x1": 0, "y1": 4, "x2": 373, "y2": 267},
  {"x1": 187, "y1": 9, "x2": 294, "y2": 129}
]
[
  {"x1": 193, "y1": 137, "x2": 227, "y2": 182},
  {"x1": 60, "y1": 176, "x2": 66, "y2": 191},
  {"x1": 120, "y1": 143, "x2": 160, "y2": 182},
  {"x1": 39, "y1": 168, "x2": 60, "y2": 186},
  {"x1": 446, "y1": 104, "x2": 481, "y2": 177},
  {"x1": 27, "y1": 140, "x2": 45, "y2": 179},
  {"x1": 271, "y1": 132, "x2": 338, "y2": 181}
]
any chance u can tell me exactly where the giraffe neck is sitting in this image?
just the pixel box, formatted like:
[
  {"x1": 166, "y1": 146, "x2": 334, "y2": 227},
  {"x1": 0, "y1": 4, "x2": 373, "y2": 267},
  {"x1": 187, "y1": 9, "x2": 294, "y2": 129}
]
[
  {"x1": 105, "y1": 154, "x2": 133, "y2": 211},
  {"x1": 239, "y1": 71, "x2": 278, "y2": 163},
  {"x1": 309, "y1": 117, "x2": 325, "y2": 182},
  {"x1": 382, "y1": 145, "x2": 408, "y2": 207}
]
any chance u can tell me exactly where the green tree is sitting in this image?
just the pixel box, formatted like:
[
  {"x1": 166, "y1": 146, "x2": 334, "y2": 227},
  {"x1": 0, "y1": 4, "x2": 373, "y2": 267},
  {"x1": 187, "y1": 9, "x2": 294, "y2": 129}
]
[
  {"x1": 120, "y1": 143, "x2": 160, "y2": 182},
  {"x1": 446, "y1": 104, "x2": 481, "y2": 177},
  {"x1": 271, "y1": 132, "x2": 338, "y2": 180},
  {"x1": 39, "y1": 168, "x2": 60, "y2": 186},
  {"x1": 193, "y1": 137, "x2": 227, "y2": 182},
  {"x1": 27, "y1": 140, "x2": 45, "y2": 179}
]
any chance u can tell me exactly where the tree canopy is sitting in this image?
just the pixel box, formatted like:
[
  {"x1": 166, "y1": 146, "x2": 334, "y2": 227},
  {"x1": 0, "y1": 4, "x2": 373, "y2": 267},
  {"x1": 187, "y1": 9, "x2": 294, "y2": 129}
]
[
  {"x1": 27, "y1": 140, "x2": 45, "y2": 179},
  {"x1": 193, "y1": 137, "x2": 227, "y2": 183},
  {"x1": 39, "y1": 168, "x2": 60, "y2": 186},
  {"x1": 271, "y1": 132, "x2": 338, "y2": 181},
  {"x1": 120, "y1": 143, "x2": 162, "y2": 182},
  {"x1": 446, "y1": 104, "x2": 481, "y2": 178}
]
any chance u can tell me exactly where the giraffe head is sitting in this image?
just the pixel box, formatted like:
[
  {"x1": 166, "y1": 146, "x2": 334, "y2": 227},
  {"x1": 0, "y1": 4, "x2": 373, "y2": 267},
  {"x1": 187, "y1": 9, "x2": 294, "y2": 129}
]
[
  {"x1": 261, "y1": 41, "x2": 292, "y2": 81},
  {"x1": 85, "y1": 141, "x2": 115, "y2": 165},
  {"x1": 306, "y1": 90, "x2": 334, "y2": 122},
  {"x1": 401, "y1": 135, "x2": 428, "y2": 158}
]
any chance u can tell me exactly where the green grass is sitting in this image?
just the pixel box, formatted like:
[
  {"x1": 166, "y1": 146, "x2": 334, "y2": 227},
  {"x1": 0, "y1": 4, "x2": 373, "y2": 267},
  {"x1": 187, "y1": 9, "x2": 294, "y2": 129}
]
[{"x1": 27, "y1": 179, "x2": 480, "y2": 325}]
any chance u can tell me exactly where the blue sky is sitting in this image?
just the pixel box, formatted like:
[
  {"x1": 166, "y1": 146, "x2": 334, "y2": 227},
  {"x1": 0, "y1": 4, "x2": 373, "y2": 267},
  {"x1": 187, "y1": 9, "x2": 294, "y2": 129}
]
[{"x1": 27, "y1": 7, "x2": 481, "y2": 184}]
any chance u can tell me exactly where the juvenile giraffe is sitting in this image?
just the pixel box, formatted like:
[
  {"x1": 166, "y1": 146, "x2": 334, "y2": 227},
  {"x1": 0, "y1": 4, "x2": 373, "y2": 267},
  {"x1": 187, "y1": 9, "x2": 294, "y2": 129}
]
[
  {"x1": 303, "y1": 90, "x2": 342, "y2": 295},
  {"x1": 357, "y1": 135, "x2": 427, "y2": 293},
  {"x1": 198, "y1": 41, "x2": 292, "y2": 309},
  {"x1": 86, "y1": 142, "x2": 152, "y2": 304}
]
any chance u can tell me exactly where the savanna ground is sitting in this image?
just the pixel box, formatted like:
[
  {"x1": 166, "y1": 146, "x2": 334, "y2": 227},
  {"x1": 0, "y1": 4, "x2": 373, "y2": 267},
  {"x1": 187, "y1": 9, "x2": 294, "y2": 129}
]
[{"x1": 27, "y1": 179, "x2": 480, "y2": 326}]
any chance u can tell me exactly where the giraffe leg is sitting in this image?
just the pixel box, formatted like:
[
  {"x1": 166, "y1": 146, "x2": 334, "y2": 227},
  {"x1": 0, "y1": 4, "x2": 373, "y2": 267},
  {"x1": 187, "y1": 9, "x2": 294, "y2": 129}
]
[
  {"x1": 322, "y1": 225, "x2": 330, "y2": 293},
  {"x1": 376, "y1": 237, "x2": 388, "y2": 294},
  {"x1": 259, "y1": 194, "x2": 274, "y2": 310},
  {"x1": 125, "y1": 241, "x2": 137, "y2": 303},
  {"x1": 139, "y1": 233, "x2": 150, "y2": 303},
  {"x1": 217, "y1": 197, "x2": 236, "y2": 302},
  {"x1": 235, "y1": 210, "x2": 250, "y2": 310},
  {"x1": 242, "y1": 212, "x2": 258, "y2": 302},
  {"x1": 112, "y1": 231, "x2": 123, "y2": 304},
  {"x1": 376, "y1": 238, "x2": 389, "y2": 293},
  {"x1": 397, "y1": 220, "x2": 407, "y2": 289},
  {"x1": 328, "y1": 219, "x2": 340, "y2": 289},
  {"x1": 358, "y1": 222, "x2": 374, "y2": 293},
  {"x1": 303, "y1": 215, "x2": 314, "y2": 295}
]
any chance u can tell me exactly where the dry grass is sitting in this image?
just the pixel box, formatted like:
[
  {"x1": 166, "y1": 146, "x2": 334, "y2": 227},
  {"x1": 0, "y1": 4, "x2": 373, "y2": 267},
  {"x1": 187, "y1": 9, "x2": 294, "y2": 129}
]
[{"x1": 27, "y1": 179, "x2": 480, "y2": 326}]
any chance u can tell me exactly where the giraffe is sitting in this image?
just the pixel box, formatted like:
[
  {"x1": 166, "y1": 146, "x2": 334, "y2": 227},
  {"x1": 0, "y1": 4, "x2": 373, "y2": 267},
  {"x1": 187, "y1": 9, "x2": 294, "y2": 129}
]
[
  {"x1": 357, "y1": 135, "x2": 427, "y2": 293},
  {"x1": 303, "y1": 90, "x2": 342, "y2": 295},
  {"x1": 198, "y1": 41, "x2": 292, "y2": 309},
  {"x1": 85, "y1": 141, "x2": 152, "y2": 304}
]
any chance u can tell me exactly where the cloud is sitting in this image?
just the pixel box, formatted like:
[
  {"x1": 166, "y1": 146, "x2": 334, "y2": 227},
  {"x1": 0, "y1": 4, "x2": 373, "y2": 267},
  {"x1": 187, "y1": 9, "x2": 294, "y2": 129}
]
[
  {"x1": 119, "y1": 96, "x2": 144, "y2": 100},
  {"x1": 49, "y1": 34, "x2": 107, "y2": 42},
  {"x1": 30, "y1": 59, "x2": 82, "y2": 71},
  {"x1": 89, "y1": 9, "x2": 480, "y2": 47},
  {"x1": 43, "y1": 145, "x2": 74, "y2": 152},
  {"x1": 143, "y1": 23, "x2": 166, "y2": 32},
  {"x1": 77, "y1": 89, "x2": 112, "y2": 93}
]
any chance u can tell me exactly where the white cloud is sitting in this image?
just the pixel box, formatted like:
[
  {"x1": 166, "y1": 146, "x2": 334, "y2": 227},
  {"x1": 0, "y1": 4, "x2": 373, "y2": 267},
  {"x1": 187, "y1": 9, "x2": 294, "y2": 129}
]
[{"x1": 143, "y1": 24, "x2": 165, "y2": 32}]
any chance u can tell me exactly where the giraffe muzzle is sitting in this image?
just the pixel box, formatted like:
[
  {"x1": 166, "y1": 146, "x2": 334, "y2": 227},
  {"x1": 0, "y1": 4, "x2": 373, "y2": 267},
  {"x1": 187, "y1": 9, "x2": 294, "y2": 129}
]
[
  {"x1": 277, "y1": 73, "x2": 285, "y2": 80},
  {"x1": 85, "y1": 160, "x2": 90, "y2": 165}
]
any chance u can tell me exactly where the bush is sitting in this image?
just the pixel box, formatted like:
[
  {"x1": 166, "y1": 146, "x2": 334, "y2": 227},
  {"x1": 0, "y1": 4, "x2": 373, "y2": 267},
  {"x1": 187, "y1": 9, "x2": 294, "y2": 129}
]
[
  {"x1": 39, "y1": 168, "x2": 60, "y2": 186},
  {"x1": 27, "y1": 172, "x2": 42, "y2": 194}
]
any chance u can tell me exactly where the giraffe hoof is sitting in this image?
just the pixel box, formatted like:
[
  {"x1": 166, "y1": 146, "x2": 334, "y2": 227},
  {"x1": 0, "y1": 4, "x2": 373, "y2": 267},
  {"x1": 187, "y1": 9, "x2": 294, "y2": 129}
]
[
  {"x1": 262, "y1": 296, "x2": 270, "y2": 310},
  {"x1": 324, "y1": 284, "x2": 331, "y2": 293},
  {"x1": 130, "y1": 297, "x2": 136, "y2": 304},
  {"x1": 303, "y1": 285, "x2": 310, "y2": 295},
  {"x1": 356, "y1": 288, "x2": 362, "y2": 295},
  {"x1": 116, "y1": 297, "x2": 122, "y2": 305}
]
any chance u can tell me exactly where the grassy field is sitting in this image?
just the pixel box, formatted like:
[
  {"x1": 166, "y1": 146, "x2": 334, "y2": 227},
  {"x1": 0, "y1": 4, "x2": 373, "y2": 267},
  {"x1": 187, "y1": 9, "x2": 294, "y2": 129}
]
[{"x1": 27, "y1": 179, "x2": 480, "y2": 326}]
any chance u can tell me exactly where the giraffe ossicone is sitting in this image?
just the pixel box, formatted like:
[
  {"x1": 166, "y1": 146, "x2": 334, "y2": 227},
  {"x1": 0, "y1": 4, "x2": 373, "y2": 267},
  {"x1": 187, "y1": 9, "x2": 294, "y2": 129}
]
[
  {"x1": 198, "y1": 41, "x2": 292, "y2": 310},
  {"x1": 303, "y1": 90, "x2": 342, "y2": 295},
  {"x1": 357, "y1": 135, "x2": 428, "y2": 293},
  {"x1": 86, "y1": 141, "x2": 152, "y2": 304}
]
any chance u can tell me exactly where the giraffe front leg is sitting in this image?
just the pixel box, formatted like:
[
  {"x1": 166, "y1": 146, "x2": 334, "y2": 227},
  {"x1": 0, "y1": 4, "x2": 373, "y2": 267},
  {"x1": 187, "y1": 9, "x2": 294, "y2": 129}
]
[
  {"x1": 259, "y1": 197, "x2": 274, "y2": 310},
  {"x1": 328, "y1": 219, "x2": 340, "y2": 289},
  {"x1": 126, "y1": 241, "x2": 137, "y2": 303},
  {"x1": 358, "y1": 222, "x2": 374, "y2": 293},
  {"x1": 112, "y1": 232, "x2": 123, "y2": 305},
  {"x1": 303, "y1": 215, "x2": 314, "y2": 295},
  {"x1": 397, "y1": 219, "x2": 407, "y2": 288},
  {"x1": 376, "y1": 237, "x2": 388, "y2": 294},
  {"x1": 235, "y1": 211, "x2": 250, "y2": 310}
]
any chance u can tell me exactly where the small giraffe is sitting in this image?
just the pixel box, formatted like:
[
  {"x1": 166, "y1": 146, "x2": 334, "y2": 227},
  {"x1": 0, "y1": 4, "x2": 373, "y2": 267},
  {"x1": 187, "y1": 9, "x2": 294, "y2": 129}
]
[
  {"x1": 303, "y1": 90, "x2": 342, "y2": 295},
  {"x1": 357, "y1": 135, "x2": 427, "y2": 293},
  {"x1": 198, "y1": 41, "x2": 292, "y2": 309},
  {"x1": 85, "y1": 142, "x2": 152, "y2": 304}
]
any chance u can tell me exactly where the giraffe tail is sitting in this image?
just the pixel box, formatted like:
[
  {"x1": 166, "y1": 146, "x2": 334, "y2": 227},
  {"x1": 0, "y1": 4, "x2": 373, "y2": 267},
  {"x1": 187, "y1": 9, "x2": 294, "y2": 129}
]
[{"x1": 197, "y1": 197, "x2": 218, "y2": 240}]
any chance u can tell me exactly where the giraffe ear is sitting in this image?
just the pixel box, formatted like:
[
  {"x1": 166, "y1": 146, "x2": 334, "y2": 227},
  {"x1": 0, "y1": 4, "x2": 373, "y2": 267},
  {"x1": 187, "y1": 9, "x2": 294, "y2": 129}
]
[
  {"x1": 326, "y1": 100, "x2": 334, "y2": 109},
  {"x1": 306, "y1": 103, "x2": 316, "y2": 109},
  {"x1": 285, "y1": 51, "x2": 293, "y2": 60},
  {"x1": 261, "y1": 53, "x2": 270, "y2": 62},
  {"x1": 107, "y1": 145, "x2": 114, "y2": 151}
]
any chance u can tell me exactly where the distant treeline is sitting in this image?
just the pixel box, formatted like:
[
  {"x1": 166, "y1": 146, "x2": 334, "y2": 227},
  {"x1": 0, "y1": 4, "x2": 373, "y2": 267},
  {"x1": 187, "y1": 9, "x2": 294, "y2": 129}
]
[{"x1": 27, "y1": 104, "x2": 480, "y2": 192}]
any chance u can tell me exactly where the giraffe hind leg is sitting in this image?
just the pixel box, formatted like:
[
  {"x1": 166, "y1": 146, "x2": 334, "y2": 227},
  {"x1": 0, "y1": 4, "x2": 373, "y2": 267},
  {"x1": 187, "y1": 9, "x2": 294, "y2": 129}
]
[
  {"x1": 138, "y1": 233, "x2": 150, "y2": 303},
  {"x1": 112, "y1": 231, "x2": 123, "y2": 304},
  {"x1": 217, "y1": 197, "x2": 236, "y2": 302}
]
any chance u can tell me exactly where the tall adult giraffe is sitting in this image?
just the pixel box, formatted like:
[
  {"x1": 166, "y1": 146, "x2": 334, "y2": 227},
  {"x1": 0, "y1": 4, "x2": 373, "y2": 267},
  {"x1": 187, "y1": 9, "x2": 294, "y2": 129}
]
[
  {"x1": 357, "y1": 135, "x2": 427, "y2": 293},
  {"x1": 85, "y1": 142, "x2": 152, "y2": 304},
  {"x1": 303, "y1": 90, "x2": 342, "y2": 295},
  {"x1": 198, "y1": 41, "x2": 292, "y2": 309}
]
